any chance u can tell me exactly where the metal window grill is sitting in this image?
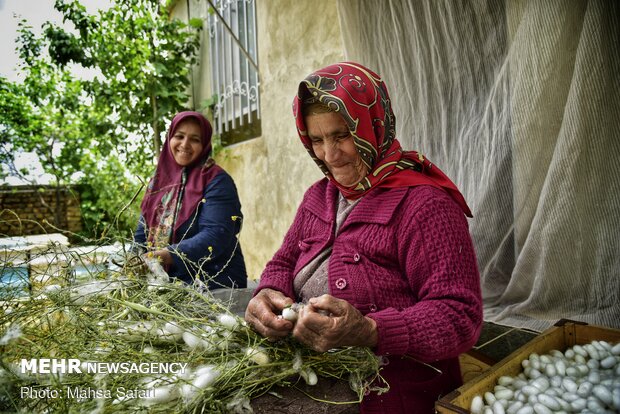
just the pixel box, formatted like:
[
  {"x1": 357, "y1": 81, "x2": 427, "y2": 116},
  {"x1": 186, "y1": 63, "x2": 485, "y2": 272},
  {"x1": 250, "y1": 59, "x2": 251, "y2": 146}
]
[{"x1": 207, "y1": 0, "x2": 260, "y2": 144}]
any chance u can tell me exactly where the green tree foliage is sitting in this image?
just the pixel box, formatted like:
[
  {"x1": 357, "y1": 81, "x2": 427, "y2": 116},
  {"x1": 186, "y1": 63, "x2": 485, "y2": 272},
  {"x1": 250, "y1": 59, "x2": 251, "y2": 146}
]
[
  {"x1": 0, "y1": 0, "x2": 201, "y2": 239},
  {"x1": 1, "y1": 20, "x2": 92, "y2": 228},
  {"x1": 66, "y1": 0, "x2": 202, "y2": 166},
  {"x1": 0, "y1": 76, "x2": 34, "y2": 179}
]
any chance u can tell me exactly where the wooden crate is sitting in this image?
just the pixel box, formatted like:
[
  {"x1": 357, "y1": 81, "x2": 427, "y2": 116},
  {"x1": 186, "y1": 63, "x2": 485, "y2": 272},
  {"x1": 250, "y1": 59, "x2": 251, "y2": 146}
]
[
  {"x1": 436, "y1": 320, "x2": 620, "y2": 413},
  {"x1": 458, "y1": 350, "x2": 494, "y2": 384}
]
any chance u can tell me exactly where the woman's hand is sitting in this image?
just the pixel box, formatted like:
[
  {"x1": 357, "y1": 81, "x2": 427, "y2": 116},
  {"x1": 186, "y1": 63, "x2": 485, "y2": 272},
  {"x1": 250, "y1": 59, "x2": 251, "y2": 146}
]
[
  {"x1": 245, "y1": 288, "x2": 294, "y2": 340},
  {"x1": 293, "y1": 294, "x2": 377, "y2": 352},
  {"x1": 145, "y1": 249, "x2": 174, "y2": 266}
]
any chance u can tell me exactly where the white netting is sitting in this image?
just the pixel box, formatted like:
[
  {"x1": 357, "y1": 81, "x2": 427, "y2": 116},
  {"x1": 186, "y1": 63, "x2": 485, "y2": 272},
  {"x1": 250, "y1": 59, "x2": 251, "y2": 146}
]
[{"x1": 337, "y1": 0, "x2": 620, "y2": 331}]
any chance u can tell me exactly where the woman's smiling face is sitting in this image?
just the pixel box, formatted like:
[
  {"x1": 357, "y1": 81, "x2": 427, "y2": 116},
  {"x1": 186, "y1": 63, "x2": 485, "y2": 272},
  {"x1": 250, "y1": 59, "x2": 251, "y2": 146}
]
[
  {"x1": 169, "y1": 119, "x2": 204, "y2": 167},
  {"x1": 305, "y1": 111, "x2": 368, "y2": 187}
]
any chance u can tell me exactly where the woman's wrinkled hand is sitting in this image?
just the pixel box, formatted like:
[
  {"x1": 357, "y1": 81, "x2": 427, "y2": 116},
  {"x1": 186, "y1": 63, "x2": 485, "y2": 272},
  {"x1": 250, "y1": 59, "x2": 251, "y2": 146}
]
[
  {"x1": 245, "y1": 288, "x2": 294, "y2": 340},
  {"x1": 293, "y1": 294, "x2": 378, "y2": 352}
]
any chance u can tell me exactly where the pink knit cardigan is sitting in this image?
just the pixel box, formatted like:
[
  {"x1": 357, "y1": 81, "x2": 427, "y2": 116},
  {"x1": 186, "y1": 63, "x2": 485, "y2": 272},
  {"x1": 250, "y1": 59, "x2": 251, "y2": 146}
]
[{"x1": 256, "y1": 179, "x2": 482, "y2": 413}]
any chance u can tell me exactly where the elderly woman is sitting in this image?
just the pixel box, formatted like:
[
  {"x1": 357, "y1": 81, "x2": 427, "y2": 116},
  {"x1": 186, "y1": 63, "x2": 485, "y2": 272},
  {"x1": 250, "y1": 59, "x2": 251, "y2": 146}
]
[
  {"x1": 245, "y1": 63, "x2": 482, "y2": 412},
  {"x1": 133, "y1": 111, "x2": 247, "y2": 290}
]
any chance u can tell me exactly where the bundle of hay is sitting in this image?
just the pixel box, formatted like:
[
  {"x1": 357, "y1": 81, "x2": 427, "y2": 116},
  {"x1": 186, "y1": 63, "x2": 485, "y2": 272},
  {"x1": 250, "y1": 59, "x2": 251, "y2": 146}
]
[{"x1": 0, "y1": 253, "x2": 381, "y2": 413}]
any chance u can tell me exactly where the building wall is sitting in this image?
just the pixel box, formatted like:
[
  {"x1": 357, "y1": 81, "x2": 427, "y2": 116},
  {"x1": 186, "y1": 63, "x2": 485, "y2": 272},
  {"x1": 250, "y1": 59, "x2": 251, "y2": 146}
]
[
  {"x1": 0, "y1": 186, "x2": 82, "y2": 237},
  {"x1": 173, "y1": 0, "x2": 345, "y2": 279},
  {"x1": 223, "y1": 0, "x2": 344, "y2": 279}
]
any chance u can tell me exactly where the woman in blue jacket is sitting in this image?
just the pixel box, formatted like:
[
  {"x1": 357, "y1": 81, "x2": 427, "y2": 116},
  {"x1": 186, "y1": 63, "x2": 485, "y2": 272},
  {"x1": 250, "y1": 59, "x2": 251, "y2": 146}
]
[{"x1": 133, "y1": 111, "x2": 247, "y2": 289}]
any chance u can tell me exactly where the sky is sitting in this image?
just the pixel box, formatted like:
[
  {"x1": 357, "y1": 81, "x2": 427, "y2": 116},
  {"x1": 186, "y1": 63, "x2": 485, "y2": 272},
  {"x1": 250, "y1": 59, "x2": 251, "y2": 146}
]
[
  {"x1": 0, "y1": 0, "x2": 109, "y2": 81},
  {"x1": 0, "y1": 0, "x2": 110, "y2": 185}
]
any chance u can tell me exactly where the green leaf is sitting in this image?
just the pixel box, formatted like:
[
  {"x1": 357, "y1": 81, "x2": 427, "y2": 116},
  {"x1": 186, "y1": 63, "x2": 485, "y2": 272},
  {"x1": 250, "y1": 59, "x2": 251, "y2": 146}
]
[{"x1": 189, "y1": 17, "x2": 204, "y2": 29}]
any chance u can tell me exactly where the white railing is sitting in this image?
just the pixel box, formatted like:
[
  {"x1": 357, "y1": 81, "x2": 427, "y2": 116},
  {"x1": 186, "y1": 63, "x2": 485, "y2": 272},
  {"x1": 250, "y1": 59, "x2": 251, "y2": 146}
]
[{"x1": 207, "y1": 0, "x2": 260, "y2": 137}]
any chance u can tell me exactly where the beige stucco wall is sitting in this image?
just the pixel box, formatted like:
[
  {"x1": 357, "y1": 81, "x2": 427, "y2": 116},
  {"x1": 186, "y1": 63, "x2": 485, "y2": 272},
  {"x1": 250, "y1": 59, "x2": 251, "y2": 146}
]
[
  {"x1": 171, "y1": 0, "x2": 345, "y2": 279},
  {"x1": 218, "y1": 1, "x2": 344, "y2": 279}
]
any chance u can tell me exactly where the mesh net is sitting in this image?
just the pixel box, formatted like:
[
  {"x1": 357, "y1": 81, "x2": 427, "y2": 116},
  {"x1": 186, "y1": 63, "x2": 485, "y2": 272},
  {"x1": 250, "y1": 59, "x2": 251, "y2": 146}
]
[{"x1": 337, "y1": 0, "x2": 620, "y2": 331}]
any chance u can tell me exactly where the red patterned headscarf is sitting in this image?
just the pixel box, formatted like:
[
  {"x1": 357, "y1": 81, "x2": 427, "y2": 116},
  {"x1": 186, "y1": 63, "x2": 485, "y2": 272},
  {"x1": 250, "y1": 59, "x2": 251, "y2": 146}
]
[
  {"x1": 140, "y1": 111, "x2": 222, "y2": 243},
  {"x1": 293, "y1": 62, "x2": 472, "y2": 217}
]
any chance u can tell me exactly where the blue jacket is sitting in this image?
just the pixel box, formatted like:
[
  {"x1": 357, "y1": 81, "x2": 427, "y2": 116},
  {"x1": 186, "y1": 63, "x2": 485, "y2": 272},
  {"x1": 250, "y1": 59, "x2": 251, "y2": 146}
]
[{"x1": 134, "y1": 171, "x2": 247, "y2": 289}]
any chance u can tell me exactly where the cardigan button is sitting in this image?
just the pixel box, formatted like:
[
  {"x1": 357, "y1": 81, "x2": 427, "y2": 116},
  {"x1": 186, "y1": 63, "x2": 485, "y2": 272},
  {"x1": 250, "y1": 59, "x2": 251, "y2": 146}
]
[
  {"x1": 369, "y1": 304, "x2": 377, "y2": 312},
  {"x1": 353, "y1": 253, "x2": 361, "y2": 262},
  {"x1": 298, "y1": 241, "x2": 302, "y2": 248},
  {"x1": 335, "y1": 278, "x2": 347, "y2": 290}
]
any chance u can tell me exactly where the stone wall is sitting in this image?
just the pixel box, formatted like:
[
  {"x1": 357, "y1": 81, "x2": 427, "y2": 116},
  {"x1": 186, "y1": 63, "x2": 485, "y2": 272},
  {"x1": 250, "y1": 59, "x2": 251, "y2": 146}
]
[{"x1": 0, "y1": 185, "x2": 82, "y2": 236}]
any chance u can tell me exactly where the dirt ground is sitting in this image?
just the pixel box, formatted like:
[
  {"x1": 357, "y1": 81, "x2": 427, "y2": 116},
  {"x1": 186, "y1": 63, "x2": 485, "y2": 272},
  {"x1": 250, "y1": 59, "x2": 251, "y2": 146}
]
[{"x1": 251, "y1": 377, "x2": 360, "y2": 414}]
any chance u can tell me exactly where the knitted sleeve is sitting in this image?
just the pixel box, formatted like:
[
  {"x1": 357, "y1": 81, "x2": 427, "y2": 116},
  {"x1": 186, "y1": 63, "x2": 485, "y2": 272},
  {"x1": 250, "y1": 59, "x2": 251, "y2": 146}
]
[{"x1": 368, "y1": 187, "x2": 483, "y2": 361}]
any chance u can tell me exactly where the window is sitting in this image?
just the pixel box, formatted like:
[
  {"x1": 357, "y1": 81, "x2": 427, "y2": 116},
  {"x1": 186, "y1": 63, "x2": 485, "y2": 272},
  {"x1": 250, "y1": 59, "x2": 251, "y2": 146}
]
[{"x1": 207, "y1": 0, "x2": 260, "y2": 146}]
